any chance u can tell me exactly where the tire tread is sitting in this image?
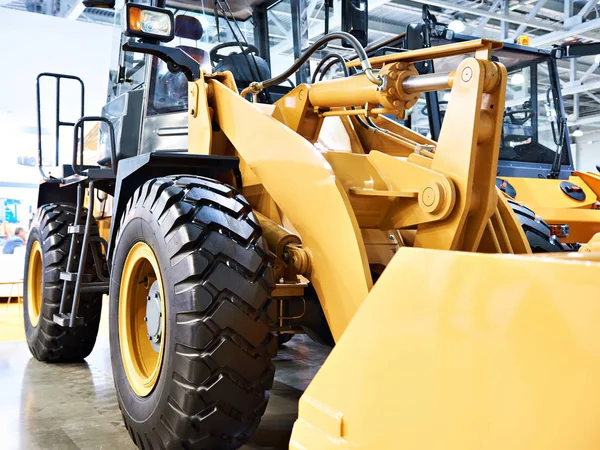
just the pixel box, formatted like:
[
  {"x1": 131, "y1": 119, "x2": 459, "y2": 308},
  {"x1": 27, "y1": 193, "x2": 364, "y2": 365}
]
[
  {"x1": 115, "y1": 176, "x2": 276, "y2": 450},
  {"x1": 507, "y1": 199, "x2": 563, "y2": 252},
  {"x1": 24, "y1": 203, "x2": 103, "y2": 362}
]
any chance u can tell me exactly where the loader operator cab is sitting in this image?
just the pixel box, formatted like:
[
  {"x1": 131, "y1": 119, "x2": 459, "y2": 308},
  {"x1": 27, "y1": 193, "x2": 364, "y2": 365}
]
[
  {"x1": 99, "y1": 0, "x2": 281, "y2": 168},
  {"x1": 415, "y1": 43, "x2": 572, "y2": 179},
  {"x1": 391, "y1": 7, "x2": 574, "y2": 181}
]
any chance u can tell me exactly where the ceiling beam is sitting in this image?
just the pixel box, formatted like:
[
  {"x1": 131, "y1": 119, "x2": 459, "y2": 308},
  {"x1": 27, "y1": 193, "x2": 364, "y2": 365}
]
[
  {"x1": 563, "y1": 79, "x2": 600, "y2": 96},
  {"x1": 531, "y1": 17, "x2": 600, "y2": 46},
  {"x1": 270, "y1": 10, "x2": 291, "y2": 35},
  {"x1": 473, "y1": 0, "x2": 502, "y2": 34},
  {"x1": 585, "y1": 91, "x2": 600, "y2": 105},
  {"x1": 512, "y1": 0, "x2": 550, "y2": 39},
  {"x1": 580, "y1": 60, "x2": 600, "y2": 84},
  {"x1": 271, "y1": 0, "x2": 390, "y2": 54},
  {"x1": 577, "y1": 0, "x2": 599, "y2": 19},
  {"x1": 404, "y1": 0, "x2": 560, "y2": 31},
  {"x1": 566, "y1": 113, "x2": 600, "y2": 126}
]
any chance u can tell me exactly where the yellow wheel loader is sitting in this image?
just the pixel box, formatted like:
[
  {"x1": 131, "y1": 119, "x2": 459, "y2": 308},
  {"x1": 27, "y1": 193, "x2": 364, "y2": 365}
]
[{"x1": 25, "y1": 1, "x2": 600, "y2": 449}]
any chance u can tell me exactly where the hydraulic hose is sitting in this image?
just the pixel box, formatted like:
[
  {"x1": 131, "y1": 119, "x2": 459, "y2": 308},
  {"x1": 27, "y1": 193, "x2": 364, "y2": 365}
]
[
  {"x1": 311, "y1": 53, "x2": 349, "y2": 84},
  {"x1": 243, "y1": 31, "x2": 382, "y2": 96}
]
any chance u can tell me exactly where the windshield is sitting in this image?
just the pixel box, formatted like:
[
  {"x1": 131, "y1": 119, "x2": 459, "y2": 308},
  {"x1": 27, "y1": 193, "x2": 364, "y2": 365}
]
[
  {"x1": 147, "y1": 9, "x2": 217, "y2": 115},
  {"x1": 499, "y1": 52, "x2": 569, "y2": 165},
  {"x1": 146, "y1": 7, "x2": 272, "y2": 115},
  {"x1": 410, "y1": 44, "x2": 570, "y2": 167}
]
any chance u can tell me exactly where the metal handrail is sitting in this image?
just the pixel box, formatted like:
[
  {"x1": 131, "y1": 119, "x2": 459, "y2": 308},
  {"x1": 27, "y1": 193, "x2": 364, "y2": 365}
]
[
  {"x1": 36, "y1": 72, "x2": 85, "y2": 182},
  {"x1": 72, "y1": 117, "x2": 118, "y2": 176}
]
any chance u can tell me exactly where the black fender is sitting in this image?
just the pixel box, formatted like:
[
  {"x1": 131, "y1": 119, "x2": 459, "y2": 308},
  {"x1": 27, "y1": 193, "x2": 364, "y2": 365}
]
[
  {"x1": 37, "y1": 181, "x2": 78, "y2": 208},
  {"x1": 106, "y1": 152, "x2": 239, "y2": 261}
]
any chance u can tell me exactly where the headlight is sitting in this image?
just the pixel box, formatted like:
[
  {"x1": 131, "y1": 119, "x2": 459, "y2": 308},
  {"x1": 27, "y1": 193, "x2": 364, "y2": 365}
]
[{"x1": 124, "y1": 4, "x2": 174, "y2": 42}]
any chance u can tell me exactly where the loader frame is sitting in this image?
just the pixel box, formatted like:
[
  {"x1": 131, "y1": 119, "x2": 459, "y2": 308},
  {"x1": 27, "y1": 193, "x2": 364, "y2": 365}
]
[{"x1": 181, "y1": 38, "x2": 533, "y2": 339}]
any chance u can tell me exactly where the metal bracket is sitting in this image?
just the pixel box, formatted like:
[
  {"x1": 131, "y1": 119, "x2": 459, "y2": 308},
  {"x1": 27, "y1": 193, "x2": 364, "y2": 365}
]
[
  {"x1": 53, "y1": 313, "x2": 84, "y2": 327},
  {"x1": 60, "y1": 271, "x2": 91, "y2": 283},
  {"x1": 68, "y1": 225, "x2": 85, "y2": 234}
]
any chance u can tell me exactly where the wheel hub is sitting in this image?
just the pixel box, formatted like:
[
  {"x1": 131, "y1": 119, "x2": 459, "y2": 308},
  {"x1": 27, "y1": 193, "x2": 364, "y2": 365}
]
[
  {"x1": 145, "y1": 281, "x2": 162, "y2": 352},
  {"x1": 27, "y1": 240, "x2": 43, "y2": 327},
  {"x1": 118, "y1": 241, "x2": 166, "y2": 397}
]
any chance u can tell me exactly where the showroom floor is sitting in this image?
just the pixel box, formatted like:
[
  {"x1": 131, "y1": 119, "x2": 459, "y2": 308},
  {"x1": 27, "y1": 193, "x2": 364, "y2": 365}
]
[{"x1": 0, "y1": 301, "x2": 330, "y2": 450}]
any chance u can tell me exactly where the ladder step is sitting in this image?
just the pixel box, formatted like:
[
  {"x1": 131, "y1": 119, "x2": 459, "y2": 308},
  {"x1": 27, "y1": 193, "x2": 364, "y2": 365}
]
[
  {"x1": 68, "y1": 225, "x2": 85, "y2": 234},
  {"x1": 67, "y1": 224, "x2": 98, "y2": 234},
  {"x1": 60, "y1": 272, "x2": 91, "y2": 283},
  {"x1": 53, "y1": 313, "x2": 84, "y2": 327}
]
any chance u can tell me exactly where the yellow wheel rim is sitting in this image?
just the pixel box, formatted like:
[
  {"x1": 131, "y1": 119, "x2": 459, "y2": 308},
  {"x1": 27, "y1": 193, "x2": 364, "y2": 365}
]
[
  {"x1": 119, "y1": 242, "x2": 166, "y2": 397},
  {"x1": 27, "y1": 240, "x2": 43, "y2": 328}
]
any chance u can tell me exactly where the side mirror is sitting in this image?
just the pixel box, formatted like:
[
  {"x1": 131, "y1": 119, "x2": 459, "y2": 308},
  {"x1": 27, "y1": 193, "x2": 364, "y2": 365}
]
[
  {"x1": 83, "y1": 0, "x2": 115, "y2": 7},
  {"x1": 341, "y1": 0, "x2": 368, "y2": 48},
  {"x1": 123, "y1": 3, "x2": 174, "y2": 43},
  {"x1": 551, "y1": 41, "x2": 600, "y2": 59}
]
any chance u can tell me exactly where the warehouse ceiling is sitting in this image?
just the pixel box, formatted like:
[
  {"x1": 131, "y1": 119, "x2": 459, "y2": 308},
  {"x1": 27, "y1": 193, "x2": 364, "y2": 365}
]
[
  {"x1": 3, "y1": 0, "x2": 600, "y2": 138},
  {"x1": 265, "y1": 0, "x2": 600, "y2": 138}
]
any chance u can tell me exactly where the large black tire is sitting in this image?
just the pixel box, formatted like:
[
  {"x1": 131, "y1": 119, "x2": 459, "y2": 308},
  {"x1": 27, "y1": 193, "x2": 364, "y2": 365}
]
[
  {"x1": 507, "y1": 199, "x2": 563, "y2": 252},
  {"x1": 23, "y1": 203, "x2": 103, "y2": 362},
  {"x1": 110, "y1": 176, "x2": 277, "y2": 450}
]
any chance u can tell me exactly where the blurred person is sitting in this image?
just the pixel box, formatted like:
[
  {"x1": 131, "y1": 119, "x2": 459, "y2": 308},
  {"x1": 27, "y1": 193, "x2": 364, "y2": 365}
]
[
  {"x1": 0, "y1": 220, "x2": 11, "y2": 239},
  {"x1": 3, "y1": 227, "x2": 26, "y2": 254}
]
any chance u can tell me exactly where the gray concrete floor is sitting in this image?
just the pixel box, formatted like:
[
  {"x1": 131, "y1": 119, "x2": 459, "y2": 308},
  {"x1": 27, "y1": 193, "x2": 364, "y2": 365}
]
[{"x1": 0, "y1": 335, "x2": 330, "y2": 450}]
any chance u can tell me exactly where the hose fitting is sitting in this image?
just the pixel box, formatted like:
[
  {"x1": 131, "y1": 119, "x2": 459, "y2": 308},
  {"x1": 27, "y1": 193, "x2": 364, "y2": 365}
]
[{"x1": 363, "y1": 66, "x2": 383, "y2": 86}]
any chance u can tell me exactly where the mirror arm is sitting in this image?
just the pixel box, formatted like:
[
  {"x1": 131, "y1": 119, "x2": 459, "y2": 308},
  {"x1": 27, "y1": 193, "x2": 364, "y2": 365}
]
[
  {"x1": 552, "y1": 42, "x2": 600, "y2": 59},
  {"x1": 122, "y1": 40, "x2": 200, "y2": 81}
]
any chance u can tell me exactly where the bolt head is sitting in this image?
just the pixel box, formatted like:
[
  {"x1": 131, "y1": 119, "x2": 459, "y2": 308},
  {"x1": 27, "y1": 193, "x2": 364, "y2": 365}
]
[
  {"x1": 389, "y1": 234, "x2": 395, "y2": 241},
  {"x1": 422, "y1": 187, "x2": 436, "y2": 207},
  {"x1": 461, "y1": 67, "x2": 473, "y2": 82},
  {"x1": 144, "y1": 317, "x2": 148, "y2": 322}
]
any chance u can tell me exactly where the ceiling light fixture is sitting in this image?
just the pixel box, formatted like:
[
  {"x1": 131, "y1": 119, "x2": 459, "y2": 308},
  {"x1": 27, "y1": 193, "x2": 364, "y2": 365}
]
[
  {"x1": 511, "y1": 72, "x2": 525, "y2": 85},
  {"x1": 448, "y1": 19, "x2": 465, "y2": 33}
]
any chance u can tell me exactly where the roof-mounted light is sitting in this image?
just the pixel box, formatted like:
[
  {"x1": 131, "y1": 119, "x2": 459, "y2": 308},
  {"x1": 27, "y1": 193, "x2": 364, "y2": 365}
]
[{"x1": 124, "y1": 4, "x2": 174, "y2": 43}]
